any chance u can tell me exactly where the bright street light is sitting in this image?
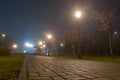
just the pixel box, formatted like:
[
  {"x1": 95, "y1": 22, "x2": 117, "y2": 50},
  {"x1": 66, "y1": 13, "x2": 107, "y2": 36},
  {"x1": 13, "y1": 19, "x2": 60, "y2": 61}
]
[
  {"x1": 47, "y1": 34, "x2": 52, "y2": 40},
  {"x1": 25, "y1": 42, "x2": 34, "y2": 48},
  {"x1": 114, "y1": 31, "x2": 118, "y2": 35},
  {"x1": 24, "y1": 50, "x2": 27, "y2": 53},
  {"x1": 46, "y1": 34, "x2": 52, "y2": 56},
  {"x1": 75, "y1": 11, "x2": 82, "y2": 59},
  {"x1": 2, "y1": 34, "x2": 6, "y2": 38},
  {"x1": 12, "y1": 44, "x2": 18, "y2": 49},
  {"x1": 39, "y1": 41, "x2": 43, "y2": 45},
  {"x1": 60, "y1": 43, "x2": 64, "y2": 47},
  {"x1": 43, "y1": 44, "x2": 46, "y2": 48},
  {"x1": 75, "y1": 11, "x2": 82, "y2": 18}
]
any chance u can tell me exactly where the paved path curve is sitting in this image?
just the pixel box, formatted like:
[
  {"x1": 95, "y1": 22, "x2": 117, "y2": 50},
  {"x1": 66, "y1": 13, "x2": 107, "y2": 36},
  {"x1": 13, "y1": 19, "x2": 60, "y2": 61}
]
[{"x1": 25, "y1": 55, "x2": 120, "y2": 80}]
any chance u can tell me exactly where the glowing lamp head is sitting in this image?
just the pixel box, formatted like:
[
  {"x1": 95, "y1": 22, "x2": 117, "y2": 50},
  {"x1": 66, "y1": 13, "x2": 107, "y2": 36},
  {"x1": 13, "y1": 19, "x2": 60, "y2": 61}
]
[
  {"x1": 12, "y1": 44, "x2": 18, "y2": 49},
  {"x1": 43, "y1": 44, "x2": 46, "y2": 48},
  {"x1": 60, "y1": 43, "x2": 64, "y2": 47},
  {"x1": 47, "y1": 34, "x2": 52, "y2": 40},
  {"x1": 75, "y1": 11, "x2": 82, "y2": 18},
  {"x1": 24, "y1": 50, "x2": 27, "y2": 53},
  {"x1": 114, "y1": 31, "x2": 118, "y2": 35},
  {"x1": 39, "y1": 41, "x2": 43, "y2": 45},
  {"x1": 2, "y1": 34, "x2": 6, "y2": 38}
]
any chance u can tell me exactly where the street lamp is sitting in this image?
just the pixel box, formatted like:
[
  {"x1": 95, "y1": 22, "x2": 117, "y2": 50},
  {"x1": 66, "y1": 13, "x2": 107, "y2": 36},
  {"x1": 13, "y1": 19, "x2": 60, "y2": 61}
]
[
  {"x1": 47, "y1": 34, "x2": 52, "y2": 56},
  {"x1": 60, "y1": 43, "x2": 64, "y2": 54},
  {"x1": 113, "y1": 31, "x2": 119, "y2": 55},
  {"x1": 1, "y1": 34, "x2": 6, "y2": 38},
  {"x1": 60, "y1": 43, "x2": 64, "y2": 47},
  {"x1": 41, "y1": 44, "x2": 46, "y2": 55},
  {"x1": 47, "y1": 34, "x2": 52, "y2": 40},
  {"x1": 12, "y1": 44, "x2": 18, "y2": 49},
  {"x1": 114, "y1": 31, "x2": 118, "y2": 35},
  {"x1": 75, "y1": 11, "x2": 82, "y2": 59},
  {"x1": 75, "y1": 11, "x2": 82, "y2": 18},
  {"x1": 38, "y1": 41, "x2": 46, "y2": 55},
  {"x1": 43, "y1": 44, "x2": 46, "y2": 48},
  {"x1": 39, "y1": 41, "x2": 43, "y2": 45},
  {"x1": 12, "y1": 44, "x2": 18, "y2": 53},
  {"x1": 40, "y1": 46, "x2": 43, "y2": 49}
]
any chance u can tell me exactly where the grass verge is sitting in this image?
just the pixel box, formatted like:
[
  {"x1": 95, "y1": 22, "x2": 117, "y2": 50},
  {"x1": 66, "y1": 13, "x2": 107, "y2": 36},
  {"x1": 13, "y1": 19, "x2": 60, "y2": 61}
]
[
  {"x1": 0, "y1": 55, "x2": 24, "y2": 80},
  {"x1": 82, "y1": 56, "x2": 120, "y2": 63},
  {"x1": 52, "y1": 55, "x2": 120, "y2": 63}
]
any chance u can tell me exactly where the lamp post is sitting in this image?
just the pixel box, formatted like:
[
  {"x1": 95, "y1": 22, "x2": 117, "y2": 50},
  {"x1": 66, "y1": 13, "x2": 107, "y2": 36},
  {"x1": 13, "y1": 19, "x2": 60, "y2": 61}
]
[
  {"x1": 47, "y1": 34, "x2": 52, "y2": 56},
  {"x1": 75, "y1": 11, "x2": 82, "y2": 59},
  {"x1": 38, "y1": 41, "x2": 43, "y2": 55},
  {"x1": 113, "y1": 31, "x2": 119, "y2": 56},
  {"x1": 42, "y1": 44, "x2": 46, "y2": 55},
  {"x1": 60, "y1": 43, "x2": 64, "y2": 54},
  {"x1": 38, "y1": 41, "x2": 46, "y2": 55}
]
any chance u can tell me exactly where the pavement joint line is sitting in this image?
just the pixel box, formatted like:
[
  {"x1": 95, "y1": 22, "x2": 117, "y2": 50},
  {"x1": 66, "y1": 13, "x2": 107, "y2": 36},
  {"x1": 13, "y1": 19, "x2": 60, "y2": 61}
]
[
  {"x1": 39, "y1": 62, "x2": 67, "y2": 80},
  {"x1": 44, "y1": 62, "x2": 89, "y2": 79},
  {"x1": 49, "y1": 76, "x2": 55, "y2": 80},
  {"x1": 49, "y1": 64, "x2": 88, "y2": 79}
]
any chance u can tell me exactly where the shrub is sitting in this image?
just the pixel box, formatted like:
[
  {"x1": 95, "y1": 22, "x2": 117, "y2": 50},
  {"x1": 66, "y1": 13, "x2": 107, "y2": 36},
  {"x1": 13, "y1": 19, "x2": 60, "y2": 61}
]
[{"x1": 0, "y1": 48, "x2": 10, "y2": 56}]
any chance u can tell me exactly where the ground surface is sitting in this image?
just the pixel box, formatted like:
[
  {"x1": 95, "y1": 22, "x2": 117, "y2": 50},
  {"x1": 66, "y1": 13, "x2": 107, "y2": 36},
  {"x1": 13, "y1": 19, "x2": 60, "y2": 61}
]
[
  {"x1": 0, "y1": 55, "x2": 24, "y2": 80},
  {"x1": 26, "y1": 55, "x2": 120, "y2": 80}
]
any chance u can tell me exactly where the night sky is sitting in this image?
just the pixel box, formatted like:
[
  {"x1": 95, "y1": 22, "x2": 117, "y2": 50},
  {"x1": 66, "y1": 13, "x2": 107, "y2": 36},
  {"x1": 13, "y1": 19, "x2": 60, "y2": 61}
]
[{"x1": 0, "y1": 0, "x2": 120, "y2": 51}]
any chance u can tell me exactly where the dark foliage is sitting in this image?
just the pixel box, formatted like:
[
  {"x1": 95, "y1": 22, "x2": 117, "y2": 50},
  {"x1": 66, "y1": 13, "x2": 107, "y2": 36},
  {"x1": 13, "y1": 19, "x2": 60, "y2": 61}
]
[{"x1": 0, "y1": 35, "x2": 13, "y2": 56}]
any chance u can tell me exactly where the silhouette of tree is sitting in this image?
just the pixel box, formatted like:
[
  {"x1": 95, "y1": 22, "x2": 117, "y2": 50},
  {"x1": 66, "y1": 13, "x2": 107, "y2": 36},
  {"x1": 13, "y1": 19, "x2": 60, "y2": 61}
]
[
  {"x1": 97, "y1": 10, "x2": 117, "y2": 56},
  {"x1": 0, "y1": 35, "x2": 13, "y2": 55}
]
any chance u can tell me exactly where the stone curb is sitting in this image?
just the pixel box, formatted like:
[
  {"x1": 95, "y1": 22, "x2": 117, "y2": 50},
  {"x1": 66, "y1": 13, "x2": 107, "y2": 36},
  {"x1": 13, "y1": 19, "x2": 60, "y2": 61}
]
[{"x1": 18, "y1": 56, "x2": 27, "y2": 80}]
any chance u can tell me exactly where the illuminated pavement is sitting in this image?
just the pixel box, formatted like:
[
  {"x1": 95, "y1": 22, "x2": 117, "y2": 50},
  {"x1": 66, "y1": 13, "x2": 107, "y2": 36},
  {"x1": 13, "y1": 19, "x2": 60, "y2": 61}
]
[{"x1": 26, "y1": 55, "x2": 120, "y2": 80}]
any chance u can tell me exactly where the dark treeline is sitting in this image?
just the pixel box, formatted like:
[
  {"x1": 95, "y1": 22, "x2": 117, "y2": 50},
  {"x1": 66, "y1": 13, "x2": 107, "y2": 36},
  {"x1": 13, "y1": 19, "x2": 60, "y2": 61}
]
[
  {"x1": 62, "y1": 30, "x2": 120, "y2": 56},
  {"x1": 0, "y1": 34, "x2": 13, "y2": 55}
]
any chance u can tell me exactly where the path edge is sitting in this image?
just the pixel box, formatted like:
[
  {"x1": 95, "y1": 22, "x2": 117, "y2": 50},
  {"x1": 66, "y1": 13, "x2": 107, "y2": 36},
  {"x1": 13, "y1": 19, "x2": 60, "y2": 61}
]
[{"x1": 18, "y1": 56, "x2": 27, "y2": 80}]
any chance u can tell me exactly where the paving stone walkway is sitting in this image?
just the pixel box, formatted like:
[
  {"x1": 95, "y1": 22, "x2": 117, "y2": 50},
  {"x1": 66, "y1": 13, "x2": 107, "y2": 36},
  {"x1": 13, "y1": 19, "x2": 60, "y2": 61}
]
[{"x1": 25, "y1": 55, "x2": 120, "y2": 80}]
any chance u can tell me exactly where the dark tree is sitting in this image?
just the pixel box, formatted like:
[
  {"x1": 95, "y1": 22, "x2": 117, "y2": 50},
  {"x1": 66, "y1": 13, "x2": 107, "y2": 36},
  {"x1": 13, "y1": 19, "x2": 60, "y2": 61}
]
[
  {"x1": 97, "y1": 10, "x2": 117, "y2": 56},
  {"x1": 0, "y1": 35, "x2": 13, "y2": 55}
]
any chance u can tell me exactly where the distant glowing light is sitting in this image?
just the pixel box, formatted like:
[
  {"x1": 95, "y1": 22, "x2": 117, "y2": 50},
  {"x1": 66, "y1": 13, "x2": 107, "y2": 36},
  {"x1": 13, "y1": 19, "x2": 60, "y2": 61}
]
[
  {"x1": 43, "y1": 44, "x2": 46, "y2": 48},
  {"x1": 12, "y1": 44, "x2": 18, "y2": 49},
  {"x1": 40, "y1": 46, "x2": 43, "y2": 49},
  {"x1": 47, "y1": 34, "x2": 52, "y2": 40},
  {"x1": 25, "y1": 42, "x2": 34, "y2": 48},
  {"x1": 43, "y1": 41, "x2": 46, "y2": 44},
  {"x1": 60, "y1": 43, "x2": 64, "y2": 47},
  {"x1": 75, "y1": 11, "x2": 82, "y2": 18},
  {"x1": 2, "y1": 34, "x2": 6, "y2": 38},
  {"x1": 39, "y1": 41, "x2": 43, "y2": 45},
  {"x1": 24, "y1": 50, "x2": 27, "y2": 53},
  {"x1": 114, "y1": 31, "x2": 118, "y2": 35}
]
